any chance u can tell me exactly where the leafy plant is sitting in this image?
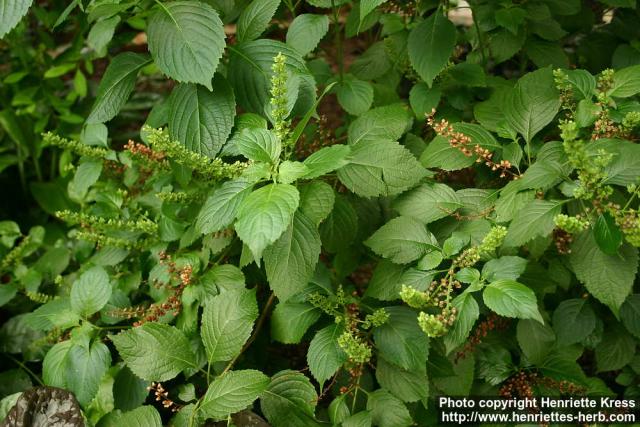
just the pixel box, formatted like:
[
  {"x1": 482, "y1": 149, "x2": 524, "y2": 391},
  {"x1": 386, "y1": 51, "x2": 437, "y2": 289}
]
[{"x1": 1, "y1": 0, "x2": 640, "y2": 425}]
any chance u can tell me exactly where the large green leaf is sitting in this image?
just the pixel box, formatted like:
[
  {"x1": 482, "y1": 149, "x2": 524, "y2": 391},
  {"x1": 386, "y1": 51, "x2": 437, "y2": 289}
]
[
  {"x1": 443, "y1": 292, "x2": 479, "y2": 354},
  {"x1": 0, "y1": 0, "x2": 33, "y2": 38},
  {"x1": 237, "y1": 0, "x2": 280, "y2": 43},
  {"x1": 147, "y1": 1, "x2": 225, "y2": 89},
  {"x1": 337, "y1": 140, "x2": 426, "y2": 198},
  {"x1": 199, "y1": 370, "x2": 269, "y2": 421},
  {"x1": 235, "y1": 128, "x2": 281, "y2": 164},
  {"x1": 319, "y1": 195, "x2": 358, "y2": 252},
  {"x1": 168, "y1": 75, "x2": 235, "y2": 158},
  {"x1": 504, "y1": 199, "x2": 563, "y2": 247},
  {"x1": 375, "y1": 358, "x2": 428, "y2": 403},
  {"x1": 365, "y1": 216, "x2": 439, "y2": 264},
  {"x1": 70, "y1": 266, "x2": 111, "y2": 317},
  {"x1": 228, "y1": 40, "x2": 315, "y2": 116},
  {"x1": 286, "y1": 14, "x2": 329, "y2": 56},
  {"x1": 202, "y1": 288, "x2": 258, "y2": 363},
  {"x1": 621, "y1": 295, "x2": 640, "y2": 338},
  {"x1": 66, "y1": 341, "x2": 111, "y2": 406},
  {"x1": 307, "y1": 325, "x2": 347, "y2": 387},
  {"x1": 505, "y1": 68, "x2": 561, "y2": 143},
  {"x1": 516, "y1": 319, "x2": 555, "y2": 365},
  {"x1": 302, "y1": 145, "x2": 351, "y2": 179},
  {"x1": 264, "y1": 212, "x2": 321, "y2": 301},
  {"x1": 610, "y1": 64, "x2": 640, "y2": 97},
  {"x1": 271, "y1": 301, "x2": 320, "y2": 344},
  {"x1": 111, "y1": 323, "x2": 197, "y2": 381},
  {"x1": 366, "y1": 390, "x2": 412, "y2": 427},
  {"x1": 595, "y1": 326, "x2": 635, "y2": 372},
  {"x1": 347, "y1": 104, "x2": 412, "y2": 144},
  {"x1": 43, "y1": 341, "x2": 72, "y2": 388},
  {"x1": 87, "y1": 52, "x2": 151, "y2": 123},
  {"x1": 102, "y1": 406, "x2": 162, "y2": 427},
  {"x1": 570, "y1": 231, "x2": 638, "y2": 315},
  {"x1": 260, "y1": 370, "x2": 319, "y2": 427},
  {"x1": 420, "y1": 136, "x2": 476, "y2": 171},
  {"x1": 373, "y1": 306, "x2": 429, "y2": 371},
  {"x1": 408, "y1": 11, "x2": 456, "y2": 87},
  {"x1": 392, "y1": 182, "x2": 462, "y2": 225},
  {"x1": 483, "y1": 280, "x2": 543, "y2": 322},
  {"x1": 298, "y1": 181, "x2": 335, "y2": 225},
  {"x1": 235, "y1": 183, "x2": 300, "y2": 260},
  {"x1": 552, "y1": 299, "x2": 596, "y2": 345},
  {"x1": 196, "y1": 179, "x2": 253, "y2": 234},
  {"x1": 336, "y1": 76, "x2": 374, "y2": 116}
]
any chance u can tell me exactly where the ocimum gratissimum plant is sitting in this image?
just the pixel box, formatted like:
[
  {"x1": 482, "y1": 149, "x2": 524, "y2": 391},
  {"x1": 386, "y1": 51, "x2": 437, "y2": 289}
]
[{"x1": 1, "y1": 0, "x2": 640, "y2": 425}]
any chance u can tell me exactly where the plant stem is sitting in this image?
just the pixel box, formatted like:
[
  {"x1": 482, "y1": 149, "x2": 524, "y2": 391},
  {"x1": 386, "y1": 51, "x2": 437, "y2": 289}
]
[
  {"x1": 331, "y1": 0, "x2": 344, "y2": 80},
  {"x1": 7, "y1": 355, "x2": 44, "y2": 386}
]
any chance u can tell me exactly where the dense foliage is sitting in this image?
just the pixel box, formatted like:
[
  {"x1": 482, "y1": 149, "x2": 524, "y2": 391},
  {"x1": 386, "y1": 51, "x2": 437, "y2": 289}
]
[{"x1": 1, "y1": 0, "x2": 640, "y2": 425}]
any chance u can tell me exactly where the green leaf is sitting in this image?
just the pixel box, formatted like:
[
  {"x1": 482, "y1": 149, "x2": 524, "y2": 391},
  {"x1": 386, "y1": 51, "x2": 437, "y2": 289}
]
[
  {"x1": 594, "y1": 213, "x2": 622, "y2": 255},
  {"x1": 237, "y1": 0, "x2": 280, "y2": 43},
  {"x1": 70, "y1": 266, "x2": 111, "y2": 317},
  {"x1": 595, "y1": 326, "x2": 635, "y2": 372},
  {"x1": 66, "y1": 341, "x2": 111, "y2": 406},
  {"x1": 375, "y1": 358, "x2": 428, "y2": 403},
  {"x1": 260, "y1": 370, "x2": 319, "y2": 426},
  {"x1": 319, "y1": 195, "x2": 358, "y2": 252},
  {"x1": 271, "y1": 301, "x2": 320, "y2": 344},
  {"x1": 302, "y1": 145, "x2": 351, "y2": 179},
  {"x1": 168, "y1": 75, "x2": 235, "y2": 158},
  {"x1": 342, "y1": 411, "x2": 372, "y2": 427},
  {"x1": 566, "y1": 69, "x2": 596, "y2": 100},
  {"x1": 147, "y1": 1, "x2": 224, "y2": 89},
  {"x1": 202, "y1": 288, "x2": 258, "y2": 363},
  {"x1": 504, "y1": 199, "x2": 563, "y2": 247},
  {"x1": 278, "y1": 161, "x2": 308, "y2": 184},
  {"x1": 228, "y1": 40, "x2": 315, "y2": 116},
  {"x1": 347, "y1": 104, "x2": 412, "y2": 144},
  {"x1": 443, "y1": 292, "x2": 479, "y2": 354},
  {"x1": 111, "y1": 323, "x2": 197, "y2": 381},
  {"x1": 420, "y1": 136, "x2": 475, "y2": 171},
  {"x1": 105, "y1": 406, "x2": 163, "y2": 427},
  {"x1": 298, "y1": 181, "x2": 335, "y2": 225},
  {"x1": 621, "y1": 295, "x2": 640, "y2": 338},
  {"x1": 0, "y1": 0, "x2": 33, "y2": 38},
  {"x1": 366, "y1": 390, "x2": 412, "y2": 427},
  {"x1": 610, "y1": 64, "x2": 640, "y2": 98},
  {"x1": 286, "y1": 14, "x2": 329, "y2": 56},
  {"x1": 336, "y1": 76, "x2": 374, "y2": 116},
  {"x1": 236, "y1": 128, "x2": 281, "y2": 164},
  {"x1": 518, "y1": 160, "x2": 565, "y2": 190},
  {"x1": 373, "y1": 307, "x2": 429, "y2": 371},
  {"x1": 552, "y1": 299, "x2": 596, "y2": 346},
  {"x1": 409, "y1": 83, "x2": 441, "y2": 118},
  {"x1": 516, "y1": 319, "x2": 555, "y2": 365},
  {"x1": 43, "y1": 340, "x2": 73, "y2": 388},
  {"x1": 199, "y1": 370, "x2": 269, "y2": 421},
  {"x1": 393, "y1": 182, "x2": 462, "y2": 225},
  {"x1": 495, "y1": 6, "x2": 526, "y2": 34},
  {"x1": 408, "y1": 10, "x2": 456, "y2": 87},
  {"x1": 365, "y1": 216, "x2": 439, "y2": 264},
  {"x1": 505, "y1": 68, "x2": 561, "y2": 143},
  {"x1": 196, "y1": 179, "x2": 253, "y2": 234},
  {"x1": 264, "y1": 212, "x2": 321, "y2": 301},
  {"x1": 337, "y1": 140, "x2": 426, "y2": 198},
  {"x1": 483, "y1": 280, "x2": 543, "y2": 322},
  {"x1": 481, "y1": 256, "x2": 528, "y2": 282},
  {"x1": 570, "y1": 231, "x2": 638, "y2": 315},
  {"x1": 87, "y1": 52, "x2": 151, "y2": 123},
  {"x1": 307, "y1": 325, "x2": 347, "y2": 389},
  {"x1": 360, "y1": 0, "x2": 387, "y2": 21},
  {"x1": 235, "y1": 183, "x2": 300, "y2": 260}
]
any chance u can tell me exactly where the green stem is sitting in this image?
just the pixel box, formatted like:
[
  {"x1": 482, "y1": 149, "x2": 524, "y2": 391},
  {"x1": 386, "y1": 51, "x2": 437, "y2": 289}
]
[
  {"x1": 470, "y1": 5, "x2": 487, "y2": 71},
  {"x1": 7, "y1": 355, "x2": 44, "y2": 386}
]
